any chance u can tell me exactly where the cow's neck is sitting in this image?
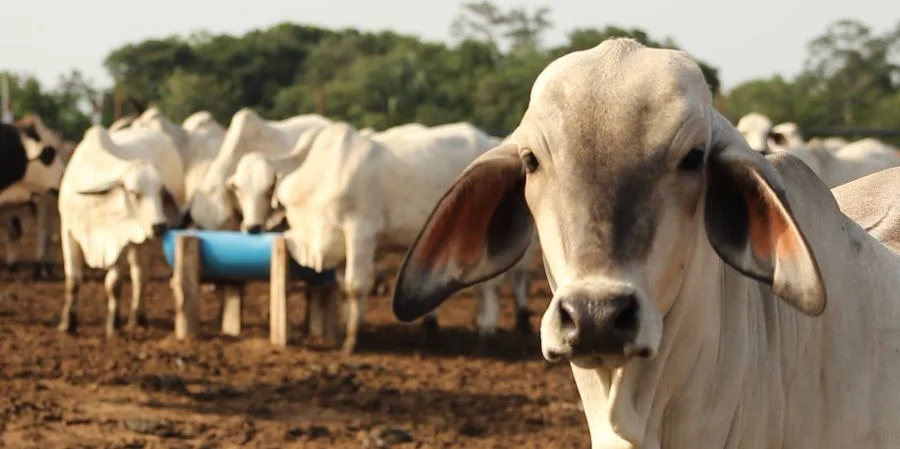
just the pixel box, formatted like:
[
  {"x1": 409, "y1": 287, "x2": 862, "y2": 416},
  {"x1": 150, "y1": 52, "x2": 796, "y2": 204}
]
[{"x1": 572, "y1": 243, "x2": 796, "y2": 448}]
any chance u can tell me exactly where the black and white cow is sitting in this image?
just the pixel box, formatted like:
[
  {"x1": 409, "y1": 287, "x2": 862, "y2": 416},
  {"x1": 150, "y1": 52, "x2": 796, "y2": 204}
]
[{"x1": 0, "y1": 121, "x2": 66, "y2": 278}]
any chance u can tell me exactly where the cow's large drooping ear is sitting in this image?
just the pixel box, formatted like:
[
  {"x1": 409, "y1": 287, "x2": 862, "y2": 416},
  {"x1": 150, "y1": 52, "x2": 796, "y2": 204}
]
[
  {"x1": 393, "y1": 144, "x2": 535, "y2": 322},
  {"x1": 704, "y1": 110, "x2": 825, "y2": 316},
  {"x1": 76, "y1": 178, "x2": 123, "y2": 195}
]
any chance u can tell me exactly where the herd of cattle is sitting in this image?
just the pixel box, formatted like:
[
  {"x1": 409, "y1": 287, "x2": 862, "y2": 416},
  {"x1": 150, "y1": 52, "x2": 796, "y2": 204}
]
[{"x1": 4, "y1": 37, "x2": 900, "y2": 447}]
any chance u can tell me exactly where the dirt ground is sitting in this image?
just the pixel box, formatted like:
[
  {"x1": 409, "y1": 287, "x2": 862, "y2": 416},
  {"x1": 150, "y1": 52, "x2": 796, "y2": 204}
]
[{"x1": 0, "y1": 215, "x2": 588, "y2": 448}]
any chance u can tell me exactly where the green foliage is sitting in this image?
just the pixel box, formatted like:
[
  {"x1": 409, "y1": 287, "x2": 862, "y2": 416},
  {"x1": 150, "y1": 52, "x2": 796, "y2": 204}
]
[
  {"x1": 722, "y1": 19, "x2": 900, "y2": 137},
  {"x1": 1, "y1": 70, "x2": 92, "y2": 140},
  {"x1": 4, "y1": 4, "x2": 898, "y2": 145}
]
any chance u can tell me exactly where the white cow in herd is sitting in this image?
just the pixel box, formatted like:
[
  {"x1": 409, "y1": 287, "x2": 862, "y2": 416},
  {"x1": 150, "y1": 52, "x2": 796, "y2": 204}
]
[
  {"x1": 274, "y1": 121, "x2": 537, "y2": 354},
  {"x1": 130, "y1": 108, "x2": 224, "y2": 214},
  {"x1": 736, "y1": 112, "x2": 900, "y2": 187},
  {"x1": 227, "y1": 126, "x2": 326, "y2": 234},
  {"x1": 369, "y1": 123, "x2": 428, "y2": 142},
  {"x1": 185, "y1": 108, "x2": 331, "y2": 231},
  {"x1": 108, "y1": 114, "x2": 137, "y2": 132},
  {"x1": 393, "y1": 38, "x2": 900, "y2": 448},
  {"x1": 225, "y1": 122, "x2": 429, "y2": 234},
  {"x1": 57, "y1": 124, "x2": 185, "y2": 337}
]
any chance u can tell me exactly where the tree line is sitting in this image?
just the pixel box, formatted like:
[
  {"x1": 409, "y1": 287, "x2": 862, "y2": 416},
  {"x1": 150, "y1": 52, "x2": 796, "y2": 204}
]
[{"x1": 3, "y1": 2, "x2": 898, "y2": 143}]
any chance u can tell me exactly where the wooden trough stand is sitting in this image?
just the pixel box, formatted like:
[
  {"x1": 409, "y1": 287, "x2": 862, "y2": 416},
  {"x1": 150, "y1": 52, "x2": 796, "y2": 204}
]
[{"x1": 164, "y1": 230, "x2": 338, "y2": 347}]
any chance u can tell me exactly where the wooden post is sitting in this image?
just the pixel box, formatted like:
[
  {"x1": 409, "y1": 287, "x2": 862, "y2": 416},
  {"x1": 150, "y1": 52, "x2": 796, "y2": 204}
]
[
  {"x1": 269, "y1": 236, "x2": 289, "y2": 346},
  {"x1": 171, "y1": 235, "x2": 200, "y2": 339},
  {"x1": 113, "y1": 88, "x2": 122, "y2": 121},
  {"x1": 1, "y1": 75, "x2": 12, "y2": 124},
  {"x1": 221, "y1": 283, "x2": 243, "y2": 336},
  {"x1": 315, "y1": 87, "x2": 325, "y2": 115}
]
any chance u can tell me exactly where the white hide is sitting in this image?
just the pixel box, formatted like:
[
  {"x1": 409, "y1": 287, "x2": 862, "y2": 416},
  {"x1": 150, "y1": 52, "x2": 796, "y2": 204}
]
[
  {"x1": 189, "y1": 108, "x2": 332, "y2": 230},
  {"x1": 229, "y1": 152, "x2": 280, "y2": 232},
  {"x1": 277, "y1": 121, "x2": 497, "y2": 272},
  {"x1": 738, "y1": 117, "x2": 900, "y2": 188},
  {"x1": 15, "y1": 127, "x2": 66, "y2": 194},
  {"x1": 826, "y1": 138, "x2": 900, "y2": 187},
  {"x1": 735, "y1": 112, "x2": 773, "y2": 152},
  {"x1": 276, "y1": 121, "x2": 527, "y2": 352},
  {"x1": 130, "y1": 108, "x2": 223, "y2": 204},
  {"x1": 109, "y1": 114, "x2": 136, "y2": 131},
  {"x1": 60, "y1": 126, "x2": 183, "y2": 268},
  {"x1": 368, "y1": 123, "x2": 429, "y2": 142},
  {"x1": 228, "y1": 126, "x2": 326, "y2": 232}
]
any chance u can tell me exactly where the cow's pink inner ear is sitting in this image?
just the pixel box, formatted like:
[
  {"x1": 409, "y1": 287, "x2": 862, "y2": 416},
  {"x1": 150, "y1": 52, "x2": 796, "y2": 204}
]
[
  {"x1": 412, "y1": 164, "x2": 515, "y2": 270},
  {"x1": 745, "y1": 187, "x2": 802, "y2": 263}
]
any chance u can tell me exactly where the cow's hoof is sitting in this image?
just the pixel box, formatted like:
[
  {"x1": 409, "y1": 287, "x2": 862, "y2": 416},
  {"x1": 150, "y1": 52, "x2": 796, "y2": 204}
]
[
  {"x1": 341, "y1": 339, "x2": 357, "y2": 356},
  {"x1": 57, "y1": 315, "x2": 78, "y2": 334},
  {"x1": 515, "y1": 309, "x2": 535, "y2": 336},
  {"x1": 31, "y1": 264, "x2": 52, "y2": 281},
  {"x1": 105, "y1": 315, "x2": 122, "y2": 337},
  {"x1": 422, "y1": 316, "x2": 441, "y2": 348},
  {"x1": 473, "y1": 334, "x2": 497, "y2": 356},
  {"x1": 132, "y1": 312, "x2": 149, "y2": 327}
]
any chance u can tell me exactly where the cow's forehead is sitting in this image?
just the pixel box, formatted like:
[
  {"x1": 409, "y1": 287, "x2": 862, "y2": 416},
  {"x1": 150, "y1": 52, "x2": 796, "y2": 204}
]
[{"x1": 523, "y1": 39, "x2": 711, "y2": 165}]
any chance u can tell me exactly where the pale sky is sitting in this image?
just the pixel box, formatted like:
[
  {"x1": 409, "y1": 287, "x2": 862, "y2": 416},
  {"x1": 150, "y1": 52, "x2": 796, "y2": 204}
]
[{"x1": 3, "y1": 0, "x2": 898, "y2": 93}]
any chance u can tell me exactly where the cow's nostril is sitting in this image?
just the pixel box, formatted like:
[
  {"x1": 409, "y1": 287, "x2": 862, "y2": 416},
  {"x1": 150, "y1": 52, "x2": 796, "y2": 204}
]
[
  {"x1": 558, "y1": 300, "x2": 577, "y2": 331},
  {"x1": 613, "y1": 296, "x2": 639, "y2": 332}
]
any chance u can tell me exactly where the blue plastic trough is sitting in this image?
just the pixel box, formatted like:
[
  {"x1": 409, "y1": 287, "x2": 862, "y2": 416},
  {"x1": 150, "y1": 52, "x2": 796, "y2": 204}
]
[{"x1": 162, "y1": 230, "x2": 337, "y2": 284}]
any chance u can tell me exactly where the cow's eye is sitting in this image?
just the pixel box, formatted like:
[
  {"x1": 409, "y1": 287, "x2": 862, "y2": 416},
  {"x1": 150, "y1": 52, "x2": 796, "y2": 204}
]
[
  {"x1": 678, "y1": 148, "x2": 704, "y2": 171},
  {"x1": 522, "y1": 151, "x2": 539, "y2": 173}
]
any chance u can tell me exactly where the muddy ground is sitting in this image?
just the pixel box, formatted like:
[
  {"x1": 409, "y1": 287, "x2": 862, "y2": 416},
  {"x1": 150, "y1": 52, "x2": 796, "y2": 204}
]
[{"x1": 0, "y1": 216, "x2": 587, "y2": 448}]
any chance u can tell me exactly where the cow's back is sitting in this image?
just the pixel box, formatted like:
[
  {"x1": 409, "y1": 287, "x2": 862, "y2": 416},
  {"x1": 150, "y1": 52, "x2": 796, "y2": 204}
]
[
  {"x1": 108, "y1": 127, "x2": 187, "y2": 205},
  {"x1": 376, "y1": 123, "x2": 494, "y2": 247},
  {"x1": 268, "y1": 114, "x2": 332, "y2": 150}
]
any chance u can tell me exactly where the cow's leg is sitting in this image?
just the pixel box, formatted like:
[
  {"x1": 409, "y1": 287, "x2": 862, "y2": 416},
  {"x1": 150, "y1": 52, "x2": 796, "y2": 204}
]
[
  {"x1": 301, "y1": 285, "x2": 313, "y2": 337},
  {"x1": 31, "y1": 196, "x2": 53, "y2": 280},
  {"x1": 126, "y1": 245, "x2": 149, "y2": 328},
  {"x1": 58, "y1": 230, "x2": 84, "y2": 334},
  {"x1": 305, "y1": 283, "x2": 332, "y2": 340},
  {"x1": 104, "y1": 263, "x2": 125, "y2": 338},
  {"x1": 421, "y1": 311, "x2": 441, "y2": 347},
  {"x1": 511, "y1": 266, "x2": 534, "y2": 335},
  {"x1": 4, "y1": 215, "x2": 22, "y2": 274},
  {"x1": 473, "y1": 277, "x2": 502, "y2": 354},
  {"x1": 341, "y1": 224, "x2": 376, "y2": 355}
]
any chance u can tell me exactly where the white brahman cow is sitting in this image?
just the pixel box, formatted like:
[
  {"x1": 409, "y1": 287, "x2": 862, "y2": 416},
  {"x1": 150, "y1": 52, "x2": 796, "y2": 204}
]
[
  {"x1": 824, "y1": 137, "x2": 900, "y2": 186},
  {"x1": 737, "y1": 114, "x2": 900, "y2": 187},
  {"x1": 130, "y1": 108, "x2": 224, "y2": 222},
  {"x1": 807, "y1": 136, "x2": 849, "y2": 153},
  {"x1": 57, "y1": 125, "x2": 185, "y2": 337},
  {"x1": 227, "y1": 126, "x2": 325, "y2": 234},
  {"x1": 0, "y1": 117, "x2": 67, "y2": 278},
  {"x1": 274, "y1": 121, "x2": 538, "y2": 354},
  {"x1": 392, "y1": 38, "x2": 900, "y2": 448},
  {"x1": 185, "y1": 108, "x2": 331, "y2": 230},
  {"x1": 734, "y1": 112, "x2": 775, "y2": 152},
  {"x1": 108, "y1": 114, "x2": 137, "y2": 132},
  {"x1": 227, "y1": 124, "x2": 432, "y2": 237}
]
